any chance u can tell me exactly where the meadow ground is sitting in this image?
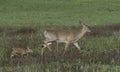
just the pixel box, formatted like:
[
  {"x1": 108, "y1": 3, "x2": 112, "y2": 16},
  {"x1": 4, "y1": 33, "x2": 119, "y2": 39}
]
[{"x1": 0, "y1": 0, "x2": 120, "y2": 72}]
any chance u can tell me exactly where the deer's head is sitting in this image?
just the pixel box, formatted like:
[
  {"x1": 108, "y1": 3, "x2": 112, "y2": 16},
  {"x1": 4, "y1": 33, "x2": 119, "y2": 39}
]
[
  {"x1": 80, "y1": 21, "x2": 91, "y2": 32},
  {"x1": 27, "y1": 47, "x2": 33, "y2": 53}
]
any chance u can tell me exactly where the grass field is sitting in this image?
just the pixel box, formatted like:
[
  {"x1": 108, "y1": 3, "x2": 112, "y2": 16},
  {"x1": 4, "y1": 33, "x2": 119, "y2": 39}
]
[
  {"x1": 0, "y1": 0, "x2": 120, "y2": 27},
  {"x1": 0, "y1": 0, "x2": 120, "y2": 72}
]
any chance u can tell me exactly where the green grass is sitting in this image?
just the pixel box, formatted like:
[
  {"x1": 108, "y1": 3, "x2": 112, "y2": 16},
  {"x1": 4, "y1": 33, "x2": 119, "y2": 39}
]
[
  {"x1": 0, "y1": 0, "x2": 120, "y2": 72},
  {"x1": 0, "y1": 0, "x2": 120, "y2": 27},
  {"x1": 1, "y1": 62, "x2": 120, "y2": 72}
]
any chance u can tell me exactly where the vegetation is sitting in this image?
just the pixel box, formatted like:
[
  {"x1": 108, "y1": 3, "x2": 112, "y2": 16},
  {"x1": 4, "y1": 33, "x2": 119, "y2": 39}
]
[
  {"x1": 0, "y1": 0, "x2": 120, "y2": 72},
  {"x1": 0, "y1": 0, "x2": 120, "y2": 27}
]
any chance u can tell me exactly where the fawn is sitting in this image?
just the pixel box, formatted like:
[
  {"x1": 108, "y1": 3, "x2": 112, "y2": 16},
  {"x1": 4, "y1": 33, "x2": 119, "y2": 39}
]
[{"x1": 10, "y1": 47, "x2": 33, "y2": 58}]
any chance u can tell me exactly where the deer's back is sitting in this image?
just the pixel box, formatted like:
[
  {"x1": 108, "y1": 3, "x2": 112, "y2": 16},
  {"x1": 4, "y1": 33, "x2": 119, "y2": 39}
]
[{"x1": 12, "y1": 48, "x2": 26, "y2": 53}]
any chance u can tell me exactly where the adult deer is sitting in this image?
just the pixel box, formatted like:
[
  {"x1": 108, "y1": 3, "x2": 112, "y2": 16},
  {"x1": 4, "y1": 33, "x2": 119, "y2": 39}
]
[{"x1": 41, "y1": 22, "x2": 91, "y2": 55}]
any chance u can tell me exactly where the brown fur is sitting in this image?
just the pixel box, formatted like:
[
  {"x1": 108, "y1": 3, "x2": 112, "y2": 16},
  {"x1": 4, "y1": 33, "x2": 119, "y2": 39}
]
[
  {"x1": 10, "y1": 47, "x2": 33, "y2": 58},
  {"x1": 41, "y1": 22, "x2": 91, "y2": 55}
]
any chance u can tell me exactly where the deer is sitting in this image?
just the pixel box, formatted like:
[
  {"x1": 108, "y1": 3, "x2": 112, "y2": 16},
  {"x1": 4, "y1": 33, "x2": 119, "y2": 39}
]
[
  {"x1": 41, "y1": 22, "x2": 91, "y2": 56},
  {"x1": 10, "y1": 47, "x2": 33, "y2": 58}
]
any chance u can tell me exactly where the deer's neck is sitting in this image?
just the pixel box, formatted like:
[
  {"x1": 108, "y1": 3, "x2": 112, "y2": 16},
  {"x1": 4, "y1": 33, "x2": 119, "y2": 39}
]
[
  {"x1": 75, "y1": 27, "x2": 86, "y2": 40},
  {"x1": 79, "y1": 27, "x2": 86, "y2": 37}
]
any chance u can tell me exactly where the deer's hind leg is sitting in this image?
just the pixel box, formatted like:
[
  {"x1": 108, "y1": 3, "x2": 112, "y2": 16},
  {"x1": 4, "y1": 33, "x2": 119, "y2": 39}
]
[
  {"x1": 46, "y1": 42, "x2": 52, "y2": 51},
  {"x1": 41, "y1": 41, "x2": 52, "y2": 56},
  {"x1": 43, "y1": 40, "x2": 52, "y2": 51}
]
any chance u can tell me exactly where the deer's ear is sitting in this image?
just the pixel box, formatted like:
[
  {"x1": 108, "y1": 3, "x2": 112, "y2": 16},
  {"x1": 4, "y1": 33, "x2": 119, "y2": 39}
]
[{"x1": 80, "y1": 21, "x2": 84, "y2": 26}]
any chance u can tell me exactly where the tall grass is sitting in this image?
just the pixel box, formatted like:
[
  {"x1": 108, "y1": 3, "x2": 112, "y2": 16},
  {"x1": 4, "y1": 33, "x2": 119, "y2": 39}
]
[
  {"x1": 0, "y1": 26, "x2": 119, "y2": 72},
  {"x1": 0, "y1": 62, "x2": 120, "y2": 72}
]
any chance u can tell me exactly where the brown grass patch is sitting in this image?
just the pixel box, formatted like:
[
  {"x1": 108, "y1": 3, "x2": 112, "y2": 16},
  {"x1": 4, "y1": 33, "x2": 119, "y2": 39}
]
[
  {"x1": 0, "y1": 23, "x2": 120, "y2": 37},
  {"x1": 88, "y1": 23, "x2": 120, "y2": 37}
]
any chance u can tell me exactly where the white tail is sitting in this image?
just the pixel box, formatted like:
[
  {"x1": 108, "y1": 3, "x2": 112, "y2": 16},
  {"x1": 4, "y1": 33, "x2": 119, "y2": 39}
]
[
  {"x1": 10, "y1": 47, "x2": 33, "y2": 58},
  {"x1": 41, "y1": 22, "x2": 91, "y2": 55}
]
